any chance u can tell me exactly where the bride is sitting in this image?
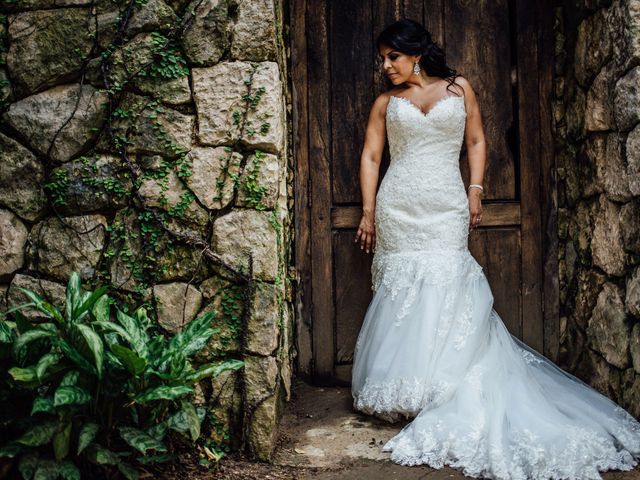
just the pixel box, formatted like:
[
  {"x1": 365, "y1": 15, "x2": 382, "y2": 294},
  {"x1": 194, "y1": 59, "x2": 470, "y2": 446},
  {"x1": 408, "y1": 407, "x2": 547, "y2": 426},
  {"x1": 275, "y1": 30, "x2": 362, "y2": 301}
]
[{"x1": 351, "y1": 18, "x2": 640, "y2": 479}]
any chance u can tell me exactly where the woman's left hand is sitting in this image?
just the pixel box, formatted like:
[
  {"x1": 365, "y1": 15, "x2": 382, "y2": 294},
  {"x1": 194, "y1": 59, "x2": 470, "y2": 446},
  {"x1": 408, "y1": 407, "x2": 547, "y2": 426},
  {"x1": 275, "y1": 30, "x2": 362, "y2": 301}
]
[{"x1": 468, "y1": 189, "x2": 483, "y2": 229}]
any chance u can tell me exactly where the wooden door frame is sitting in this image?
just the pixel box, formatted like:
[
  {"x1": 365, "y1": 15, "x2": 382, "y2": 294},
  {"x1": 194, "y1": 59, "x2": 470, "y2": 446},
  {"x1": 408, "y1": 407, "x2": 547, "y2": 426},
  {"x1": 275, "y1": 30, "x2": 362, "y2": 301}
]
[{"x1": 290, "y1": 0, "x2": 558, "y2": 384}]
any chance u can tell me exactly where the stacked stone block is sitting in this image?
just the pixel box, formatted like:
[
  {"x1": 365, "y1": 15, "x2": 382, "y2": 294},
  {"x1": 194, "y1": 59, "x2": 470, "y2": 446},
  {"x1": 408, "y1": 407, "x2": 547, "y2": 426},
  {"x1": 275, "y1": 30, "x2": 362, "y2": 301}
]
[
  {"x1": 556, "y1": 0, "x2": 640, "y2": 416},
  {"x1": 0, "y1": 0, "x2": 292, "y2": 461}
]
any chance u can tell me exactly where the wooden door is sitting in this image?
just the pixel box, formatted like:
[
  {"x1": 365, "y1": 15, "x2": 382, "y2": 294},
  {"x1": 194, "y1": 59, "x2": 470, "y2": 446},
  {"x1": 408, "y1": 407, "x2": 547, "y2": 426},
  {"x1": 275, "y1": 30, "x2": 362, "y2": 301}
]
[{"x1": 291, "y1": 0, "x2": 557, "y2": 385}]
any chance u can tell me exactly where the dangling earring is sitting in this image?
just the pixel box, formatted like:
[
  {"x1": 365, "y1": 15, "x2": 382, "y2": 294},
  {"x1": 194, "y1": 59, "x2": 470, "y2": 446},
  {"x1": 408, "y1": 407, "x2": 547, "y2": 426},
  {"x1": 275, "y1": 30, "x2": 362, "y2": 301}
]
[{"x1": 413, "y1": 62, "x2": 421, "y2": 75}]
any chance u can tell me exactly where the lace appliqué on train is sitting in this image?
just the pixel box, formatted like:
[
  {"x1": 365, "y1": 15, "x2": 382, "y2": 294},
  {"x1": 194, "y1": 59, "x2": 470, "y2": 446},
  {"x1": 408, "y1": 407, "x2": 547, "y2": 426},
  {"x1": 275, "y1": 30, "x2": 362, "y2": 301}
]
[{"x1": 353, "y1": 376, "x2": 454, "y2": 423}]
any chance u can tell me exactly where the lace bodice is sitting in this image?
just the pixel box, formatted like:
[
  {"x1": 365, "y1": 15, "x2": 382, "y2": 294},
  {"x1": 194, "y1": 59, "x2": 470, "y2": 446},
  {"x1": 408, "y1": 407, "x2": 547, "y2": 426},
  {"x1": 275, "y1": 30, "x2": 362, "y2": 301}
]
[{"x1": 385, "y1": 95, "x2": 467, "y2": 165}]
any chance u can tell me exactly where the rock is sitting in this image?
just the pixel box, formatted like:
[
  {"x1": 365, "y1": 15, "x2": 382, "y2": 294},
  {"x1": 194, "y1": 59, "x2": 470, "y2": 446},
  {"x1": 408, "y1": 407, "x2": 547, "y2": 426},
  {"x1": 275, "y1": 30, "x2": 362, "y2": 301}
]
[
  {"x1": 107, "y1": 208, "x2": 209, "y2": 291},
  {"x1": 195, "y1": 277, "x2": 244, "y2": 357},
  {"x1": 630, "y1": 323, "x2": 640, "y2": 374},
  {"x1": 600, "y1": 132, "x2": 631, "y2": 201},
  {"x1": 243, "y1": 355, "x2": 278, "y2": 406},
  {"x1": 1, "y1": 0, "x2": 91, "y2": 10},
  {"x1": 585, "y1": 64, "x2": 616, "y2": 132},
  {"x1": 564, "y1": 240, "x2": 577, "y2": 296},
  {"x1": 230, "y1": 0, "x2": 278, "y2": 61},
  {"x1": 574, "y1": 269, "x2": 607, "y2": 330},
  {"x1": 137, "y1": 168, "x2": 209, "y2": 227},
  {"x1": 621, "y1": 368, "x2": 640, "y2": 419},
  {"x1": 574, "y1": 10, "x2": 611, "y2": 86},
  {"x1": 107, "y1": 210, "x2": 145, "y2": 293},
  {"x1": 183, "y1": 146, "x2": 243, "y2": 210},
  {"x1": 614, "y1": 66, "x2": 640, "y2": 132},
  {"x1": 577, "y1": 134, "x2": 604, "y2": 198},
  {"x1": 247, "y1": 283, "x2": 280, "y2": 356},
  {"x1": 0, "y1": 210, "x2": 28, "y2": 278},
  {"x1": 247, "y1": 391, "x2": 279, "y2": 461},
  {"x1": 279, "y1": 303, "x2": 292, "y2": 401},
  {"x1": 592, "y1": 195, "x2": 626, "y2": 276},
  {"x1": 2, "y1": 84, "x2": 108, "y2": 162},
  {"x1": 183, "y1": 0, "x2": 232, "y2": 66},
  {"x1": 587, "y1": 282, "x2": 630, "y2": 369},
  {"x1": 566, "y1": 86, "x2": 586, "y2": 142},
  {"x1": 6, "y1": 8, "x2": 95, "y2": 96},
  {"x1": 0, "y1": 69, "x2": 11, "y2": 104},
  {"x1": 0, "y1": 133, "x2": 46, "y2": 222},
  {"x1": 620, "y1": 201, "x2": 640, "y2": 254},
  {"x1": 558, "y1": 208, "x2": 569, "y2": 240},
  {"x1": 128, "y1": 0, "x2": 177, "y2": 33},
  {"x1": 211, "y1": 209, "x2": 279, "y2": 281},
  {"x1": 577, "y1": 346, "x2": 622, "y2": 401},
  {"x1": 26, "y1": 214, "x2": 107, "y2": 281},
  {"x1": 153, "y1": 282, "x2": 203, "y2": 333},
  {"x1": 568, "y1": 200, "x2": 596, "y2": 260},
  {"x1": 627, "y1": 124, "x2": 640, "y2": 196},
  {"x1": 192, "y1": 61, "x2": 284, "y2": 155},
  {"x1": 87, "y1": 33, "x2": 191, "y2": 105},
  {"x1": 52, "y1": 154, "x2": 132, "y2": 214},
  {"x1": 236, "y1": 152, "x2": 280, "y2": 210},
  {"x1": 100, "y1": 93, "x2": 193, "y2": 158},
  {"x1": 209, "y1": 369, "x2": 243, "y2": 448},
  {"x1": 609, "y1": 0, "x2": 640, "y2": 74},
  {"x1": 627, "y1": 267, "x2": 640, "y2": 318},
  {"x1": 558, "y1": 317, "x2": 587, "y2": 372},
  {"x1": 7, "y1": 273, "x2": 66, "y2": 320},
  {"x1": 0, "y1": 284, "x2": 7, "y2": 312}
]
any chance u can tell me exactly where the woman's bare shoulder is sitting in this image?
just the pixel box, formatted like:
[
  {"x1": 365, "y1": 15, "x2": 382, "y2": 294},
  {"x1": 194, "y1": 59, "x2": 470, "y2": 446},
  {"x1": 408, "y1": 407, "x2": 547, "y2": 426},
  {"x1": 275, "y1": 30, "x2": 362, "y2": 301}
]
[
  {"x1": 450, "y1": 75, "x2": 474, "y2": 97},
  {"x1": 372, "y1": 88, "x2": 405, "y2": 114}
]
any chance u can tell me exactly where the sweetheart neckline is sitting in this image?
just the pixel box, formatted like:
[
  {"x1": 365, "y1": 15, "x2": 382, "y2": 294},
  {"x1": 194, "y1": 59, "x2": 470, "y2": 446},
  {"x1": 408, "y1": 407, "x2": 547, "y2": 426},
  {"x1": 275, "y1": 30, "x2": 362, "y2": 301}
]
[{"x1": 388, "y1": 94, "x2": 465, "y2": 119}]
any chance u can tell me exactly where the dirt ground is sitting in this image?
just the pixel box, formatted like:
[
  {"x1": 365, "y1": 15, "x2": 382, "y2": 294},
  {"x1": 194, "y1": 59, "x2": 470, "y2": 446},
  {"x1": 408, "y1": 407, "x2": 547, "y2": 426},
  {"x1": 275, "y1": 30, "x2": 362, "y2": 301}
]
[{"x1": 179, "y1": 378, "x2": 640, "y2": 480}]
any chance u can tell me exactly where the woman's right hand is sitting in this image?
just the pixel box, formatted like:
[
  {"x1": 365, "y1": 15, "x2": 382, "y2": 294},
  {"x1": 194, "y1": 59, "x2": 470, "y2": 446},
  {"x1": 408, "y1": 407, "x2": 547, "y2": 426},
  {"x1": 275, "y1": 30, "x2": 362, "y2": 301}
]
[{"x1": 355, "y1": 213, "x2": 376, "y2": 254}]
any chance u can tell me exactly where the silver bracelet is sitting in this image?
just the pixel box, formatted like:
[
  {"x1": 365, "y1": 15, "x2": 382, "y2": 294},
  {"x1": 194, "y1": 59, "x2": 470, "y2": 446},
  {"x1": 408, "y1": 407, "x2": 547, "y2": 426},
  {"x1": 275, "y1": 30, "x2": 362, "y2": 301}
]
[{"x1": 468, "y1": 184, "x2": 484, "y2": 192}]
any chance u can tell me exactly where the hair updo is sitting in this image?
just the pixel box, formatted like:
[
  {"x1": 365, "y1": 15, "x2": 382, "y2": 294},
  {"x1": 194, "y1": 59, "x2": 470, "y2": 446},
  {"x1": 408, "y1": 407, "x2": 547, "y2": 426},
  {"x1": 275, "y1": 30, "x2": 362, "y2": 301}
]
[{"x1": 376, "y1": 19, "x2": 463, "y2": 95}]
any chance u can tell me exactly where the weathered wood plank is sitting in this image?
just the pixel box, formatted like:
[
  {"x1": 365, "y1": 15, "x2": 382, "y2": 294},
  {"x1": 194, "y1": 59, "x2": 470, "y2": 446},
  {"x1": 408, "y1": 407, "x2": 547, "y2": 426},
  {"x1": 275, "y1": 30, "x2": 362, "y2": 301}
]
[
  {"x1": 537, "y1": 0, "x2": 559, "y2": 362},
  {"x1": 423, "y1": 0, "x2": 444, "y2": 46},
  {"x1": 308, "y1": 0, "x2": 334, "y2": 383},
  {"x1": 291, "y1": 0, "x2": 313, "y2": 377},
  {"x1": 331, "y1": 203, "x2": 522, "y2": 229},
  {"x1": 445, "y1": 0, "x2": 516, "y2": 200},
  {"x1": 331, "y1": 0, "x2": 374, "y2": 204},
  {"x1": 516, "y1": 0, "x2": 544, "y2": 353},
  {"x1": 469, "y1": 229, "x2": 522, "y2": 337},
  {"x1": 334, "y1": 231, "x2": 373, "y2": 364}
]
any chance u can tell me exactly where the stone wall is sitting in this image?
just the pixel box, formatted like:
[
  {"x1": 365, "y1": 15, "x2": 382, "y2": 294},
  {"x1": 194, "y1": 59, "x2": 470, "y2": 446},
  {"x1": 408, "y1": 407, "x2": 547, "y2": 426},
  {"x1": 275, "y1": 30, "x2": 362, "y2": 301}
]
[
  {"x1": 555, "y1": 0, "x2": 640, "y2": 416},
  {"x1": 0, "y1": 0, "x2": 294, "y2": 461}
]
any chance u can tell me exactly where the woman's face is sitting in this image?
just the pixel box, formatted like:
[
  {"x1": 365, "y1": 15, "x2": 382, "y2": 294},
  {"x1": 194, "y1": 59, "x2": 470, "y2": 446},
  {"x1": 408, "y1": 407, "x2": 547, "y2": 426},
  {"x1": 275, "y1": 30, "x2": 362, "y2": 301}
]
[{"x1": 378, "y1": 45, "x2": 419, "y2": 84}]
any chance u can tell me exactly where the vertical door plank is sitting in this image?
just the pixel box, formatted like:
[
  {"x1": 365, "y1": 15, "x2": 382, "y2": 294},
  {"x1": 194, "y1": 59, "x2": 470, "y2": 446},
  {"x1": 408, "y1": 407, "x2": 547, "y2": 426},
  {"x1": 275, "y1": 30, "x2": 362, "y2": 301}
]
[
  {"x1": 445, "y1": 0, "x2": 515, "y2": 200},
  {"x1": 537, "y1": 0, "x2": 559, "y2": 361},
  {"x1": 291, "y1": 0, "x2": 313, "y2": 376},
  {"x1": 402, "y1": 0, "x2": 424, "y2": 23},
  {"x1": 331, "y1": 0, "x2": 374, "y2": 204},
  {"x1": 334, "y1": 231, "x2": 373, "y2": 364},
  {"x1": 469, "y1": 229, "x2": 523, "y2": 338},
  {"x1": 516, "y1": 0, "x2": 544, "y2": 352},
  {"x1": 308, "y1": 0, "x2": 335, "y2": 382},
  {"x1": 423, "y1": 0, "x2": 445, "y2": 46}
]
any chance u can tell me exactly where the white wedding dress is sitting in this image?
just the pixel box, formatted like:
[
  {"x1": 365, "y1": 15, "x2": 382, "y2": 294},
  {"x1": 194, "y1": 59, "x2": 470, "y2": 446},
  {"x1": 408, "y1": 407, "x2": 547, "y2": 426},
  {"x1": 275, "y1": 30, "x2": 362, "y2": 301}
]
[{"x1": 351, "y1": 92, "x2": 640, "y2": 479}]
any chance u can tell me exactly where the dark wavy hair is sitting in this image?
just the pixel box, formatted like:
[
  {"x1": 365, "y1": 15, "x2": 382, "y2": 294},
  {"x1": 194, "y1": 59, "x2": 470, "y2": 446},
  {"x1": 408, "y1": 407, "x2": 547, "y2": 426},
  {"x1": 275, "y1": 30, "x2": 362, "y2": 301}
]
[{"x1": 376, "y1": 19, "x2": 463, "y2": 96}]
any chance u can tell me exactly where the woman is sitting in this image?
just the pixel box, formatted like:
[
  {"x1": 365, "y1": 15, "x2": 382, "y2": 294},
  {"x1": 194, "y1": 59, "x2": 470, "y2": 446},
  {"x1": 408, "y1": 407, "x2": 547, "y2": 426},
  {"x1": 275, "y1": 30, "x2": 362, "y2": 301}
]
[{"x1": 351, "y1": 18, "x2": 640, "y2": 479}]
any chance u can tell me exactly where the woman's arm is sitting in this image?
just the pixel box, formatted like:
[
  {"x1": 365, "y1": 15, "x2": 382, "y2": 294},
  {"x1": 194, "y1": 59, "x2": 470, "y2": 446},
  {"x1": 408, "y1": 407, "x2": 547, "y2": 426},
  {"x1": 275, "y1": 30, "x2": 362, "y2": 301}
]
[
  {"x1": 458, "y1": 76, "x2": 487, "y2": 229},
  {"x1": 355, "y1": 93, "x2": 389, "y2": 253}
]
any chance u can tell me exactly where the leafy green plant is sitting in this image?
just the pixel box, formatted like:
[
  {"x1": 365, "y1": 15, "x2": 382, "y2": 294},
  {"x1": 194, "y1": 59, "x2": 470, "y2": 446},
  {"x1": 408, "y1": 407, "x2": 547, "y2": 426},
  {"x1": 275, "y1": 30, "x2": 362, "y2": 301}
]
[{"x1": 0, "y1": 272, "x2": 244, "y2": 479}]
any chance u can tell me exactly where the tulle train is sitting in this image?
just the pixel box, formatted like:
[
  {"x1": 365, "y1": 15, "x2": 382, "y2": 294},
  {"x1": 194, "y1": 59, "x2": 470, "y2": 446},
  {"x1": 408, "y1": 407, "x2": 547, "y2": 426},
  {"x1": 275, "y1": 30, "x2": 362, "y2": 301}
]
[{"x1": 351, "y1": 258, "x2": 640, "y2": 479}]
